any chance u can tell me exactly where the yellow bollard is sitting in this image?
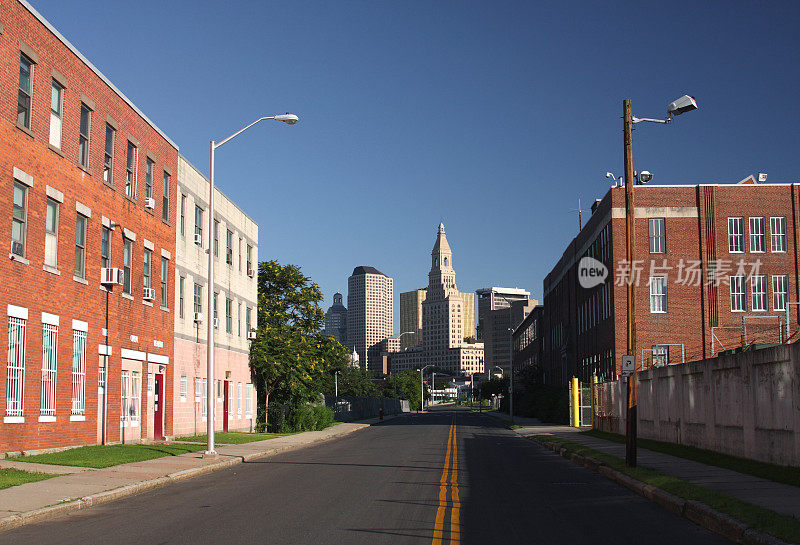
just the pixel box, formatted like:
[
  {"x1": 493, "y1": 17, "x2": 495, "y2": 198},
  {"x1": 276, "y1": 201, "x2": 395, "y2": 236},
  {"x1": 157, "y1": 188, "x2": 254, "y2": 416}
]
[{"x1": 572, "y1": 377, "x2": 580, "y2": 428}]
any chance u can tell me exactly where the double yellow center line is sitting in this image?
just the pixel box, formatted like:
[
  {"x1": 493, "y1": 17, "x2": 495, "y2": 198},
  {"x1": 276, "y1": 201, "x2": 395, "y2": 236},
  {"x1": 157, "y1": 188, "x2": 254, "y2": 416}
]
[{"x1": 432, "y1": 417, "x2": 460, "y2": 544}]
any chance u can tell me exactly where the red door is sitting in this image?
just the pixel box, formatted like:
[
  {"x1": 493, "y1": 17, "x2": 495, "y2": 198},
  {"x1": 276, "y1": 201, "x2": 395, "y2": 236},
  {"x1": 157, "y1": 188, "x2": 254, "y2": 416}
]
[
  {"x1": 154, "y1": 374, "x2": 164, "y2": 440},
  {"x1": 223, "y1": 380, "x2": 229, "y2": 432}
]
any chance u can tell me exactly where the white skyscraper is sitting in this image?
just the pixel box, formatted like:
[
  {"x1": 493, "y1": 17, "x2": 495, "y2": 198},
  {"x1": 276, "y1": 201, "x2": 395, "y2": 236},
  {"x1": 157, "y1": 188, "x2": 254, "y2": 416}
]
[{"x1": 347, "y1": 266, "x2": 393, "y2": 373}]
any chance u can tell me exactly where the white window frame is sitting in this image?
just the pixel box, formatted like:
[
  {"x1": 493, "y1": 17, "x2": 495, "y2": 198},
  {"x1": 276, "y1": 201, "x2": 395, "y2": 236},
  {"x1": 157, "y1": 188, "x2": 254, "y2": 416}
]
[
  {"x1": 12, "y1": 181, "x2": 28, "y2": 258},
  {"x1": 180, "y1": 375, "x2": 187, "y2": 401},
  {"x1": 78, "y1": 103, "x2": 91, "y2": 168},
  {"x1": 71, "y1": 329, "x2": 87, "y2": 415},
  {"x1": 648, "y1": 217, "x2": 665, "y2": 253},
  {"x1": 121, "y1": 370, "x2": 130, "y2": 425},
  {"x1": 6, "y1": 316, "x2": 27, "y2": 418},
  {"x1": 41, "y1": 323, "x2": 58, "y2": 417},
  {"x1": 131, "y1": 371, "x2": 140, "y2": 425},
  {"x1": 246, "y1": 384, "x2": 252, "y2": 418},
  {"x1": 161, "y1": 257, "x2": 168, "y2": 308},
  {"x1": 143, "y1": 248, "x2": 152, "y2": 290},
  {"x1": 49, "y1": 79, "x2": 63, "y2": 149},
  {"x1": 649, "y1": 276, "x2": 667, "y2": 313},
  {"x1": 751, "y1": 275, "x2": 767, "y2": 312},
  {"x1": 18, "y1": 53, "x2": 34, "y2": 129},
  {"x1": 162, "y1": 171, "x2": 170, "y2": 223},
  {"x1": 749, "y1": 217, "x2": 766, "y2": 253},
  {"x1": 123, "y1": 238, "x2": 133, "y2": 295},
  {"x1": 75, "y1": 214, "x2": 87, "y2": 279},
  {"x1": 772, "y1": 274, "x2": 788, "y2": 312},
  {"x1": 45, "y1": 198, "x2": 59, "y2": 268},
  {"x1": 728, "y1": 217, "x2": 744, "y2": 253},
  {"x1": 237, "y1": 382, "x2": 243, "y2": 417},
  {"x1": 730, "y1": 275, "x2": 747, "y2": 312},
  {"x1": 145, "y1": 157, "x2": 154, "y2": 200},
  {"x1": 104, "y1": 123, "x2": 115, "y2": 185},
  {"x1": 771, "y1": 216, "x2": 787, "y2": 253},
  {"x1": 125, "y1": 141, "x2": 137, "y2": 199},
  {"x1": 201, "y1": 378, "x2": 208, "y2": 418}
]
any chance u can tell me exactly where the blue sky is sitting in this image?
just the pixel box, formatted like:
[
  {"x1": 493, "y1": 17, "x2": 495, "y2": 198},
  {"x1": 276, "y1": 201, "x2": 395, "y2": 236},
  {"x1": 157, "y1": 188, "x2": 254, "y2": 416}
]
[{"x1": 30, "y1": 0, "x2": 800, "y2": 331}]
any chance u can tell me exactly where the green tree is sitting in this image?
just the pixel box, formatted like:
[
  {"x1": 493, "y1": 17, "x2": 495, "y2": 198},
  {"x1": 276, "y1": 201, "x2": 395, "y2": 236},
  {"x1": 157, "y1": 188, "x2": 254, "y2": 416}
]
[
  {"x1": 395, "y1": 370, "x2": 428, "y2": 411},
  {"x1": 249, "y1": 260, "x2": 337, "y2": 428}
]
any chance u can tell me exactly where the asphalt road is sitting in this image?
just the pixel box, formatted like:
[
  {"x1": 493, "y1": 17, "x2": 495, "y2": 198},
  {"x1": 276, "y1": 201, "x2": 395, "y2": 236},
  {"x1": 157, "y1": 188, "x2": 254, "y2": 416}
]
[{"x1": 1, "y1": 407, "x2": 731, "y2": 544}]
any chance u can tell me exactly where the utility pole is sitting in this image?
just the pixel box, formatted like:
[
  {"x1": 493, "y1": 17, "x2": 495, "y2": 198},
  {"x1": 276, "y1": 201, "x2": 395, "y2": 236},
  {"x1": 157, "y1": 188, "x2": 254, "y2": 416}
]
[
  {"x1": 508, "y1": 326, "x2": 514, "y2": 424},
  {"x1": 624, "y1": 98, "x2": 638, "y2": 467}
]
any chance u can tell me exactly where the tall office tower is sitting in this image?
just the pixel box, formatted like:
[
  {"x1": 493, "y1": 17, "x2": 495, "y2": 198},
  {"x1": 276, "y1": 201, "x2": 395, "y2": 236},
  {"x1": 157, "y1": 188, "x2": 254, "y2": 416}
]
[
  {"x1": 400, "y1": 289, "x2": 475, "y2": 351},
  {"x1": 347, "y1": 266, "x2": 393, "y2": 373},
  {"x1": 323, "y1": 292, "x2": 348, "y2": 342},
  {"x1": 477, "y1": 287, "x2": 537, "y2": 375}
]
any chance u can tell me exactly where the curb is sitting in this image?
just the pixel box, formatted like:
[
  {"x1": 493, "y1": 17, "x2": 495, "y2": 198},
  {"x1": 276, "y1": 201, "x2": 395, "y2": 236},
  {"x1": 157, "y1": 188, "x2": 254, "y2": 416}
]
[
  {"x1": 531, "y1": 437, "x2": 792, "y2": 545},
  {"x1": 0, "y1": 423, "x2": 369, "y2": 534}
]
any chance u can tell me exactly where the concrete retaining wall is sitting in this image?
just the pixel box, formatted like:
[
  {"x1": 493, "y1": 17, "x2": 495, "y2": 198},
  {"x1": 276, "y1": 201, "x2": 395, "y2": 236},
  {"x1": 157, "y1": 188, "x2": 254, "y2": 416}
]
[{"x1": 595, "y1": 343, "x2": 800, "y2": 466}]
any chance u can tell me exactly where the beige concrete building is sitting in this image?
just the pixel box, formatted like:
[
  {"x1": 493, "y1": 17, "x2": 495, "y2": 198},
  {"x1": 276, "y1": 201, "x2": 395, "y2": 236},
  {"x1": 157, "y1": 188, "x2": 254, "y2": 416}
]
[
  {"x1": 400, "y1": 289, "x2": 475, "y2": 350},
  {"x1": 477, "y1": 287, "x2": 537, "y2": 375},
  {"x1": 392, "y1": 223, "x2": 484, "y2": 376},
  {"x1": 171, "y1": 156, "x2": 257, "y2": 436},
  {"x1": 347, "y1": 266, "x2": 393, "y2": 373}
]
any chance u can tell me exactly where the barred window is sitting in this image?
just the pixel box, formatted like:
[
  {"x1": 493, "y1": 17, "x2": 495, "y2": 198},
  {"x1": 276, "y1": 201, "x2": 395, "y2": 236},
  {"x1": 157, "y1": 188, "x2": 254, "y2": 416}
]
[
  {"x1": 180, "y1": 375, "x2": 187, "y2": 400},
  {"x1": 649, "y1": 276, "x2": 667, "y2": 313},
  {"x1": 728, "y1": 217, "x2": 744, "y2": 253},
  {"x1": 730, "y1": 275, "x2": 747, "y2": 312},
  {"x1": 751, "y1": 275, "x2": 767, "y2": 311},
  {"x1": 41, "y1": 323, "x2": 58, "y2": 417},
  {"x1": 6, "y1": 316, "x2": 27, "y2": 417},
  {"x1": 71, "y1": 329, "x2": 87, "y2": 415},
  {"x1": 749, "y1": 217, "x2": 766, "y2": 253},
  {"x1": 652, "y1": 345, "x2": 669, "y2": 367},
  {"x1": 648, "y1": 218, "x2": 665, "y2": 253},
  {"x1": 772, "y1": 275, "x2": 788, "y2": 311}
]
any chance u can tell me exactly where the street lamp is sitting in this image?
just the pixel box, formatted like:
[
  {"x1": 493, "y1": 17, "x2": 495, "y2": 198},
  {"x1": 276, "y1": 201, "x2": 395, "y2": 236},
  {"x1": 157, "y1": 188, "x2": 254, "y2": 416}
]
[
  {"x1": 416, "y1": 365, "x2": 434, "y2": 412},
  {"x1": 621, "y1": 95, "x2": 696, "y2": 467},
  {"x1": 204, "y1": 113, "x2": 299, "y2": 456}
]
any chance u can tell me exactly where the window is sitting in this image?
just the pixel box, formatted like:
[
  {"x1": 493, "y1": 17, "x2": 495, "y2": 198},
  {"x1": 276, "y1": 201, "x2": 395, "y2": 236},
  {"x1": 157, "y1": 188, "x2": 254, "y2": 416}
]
[
  {"x1": 104, "y1": 124, "x2": 115, "y2": 184},
  {"x1": 201, "y1": 378, "x2": 207, "y2": 417},
  {"x1": 71, "y1": 329, "x2": 87, "y2": 415},
  {"x1": 751, "y1": 275, "x2": 767, "y2": 311},
  {"x1": 228, "y1": 382, "x2": 233, "y2": 413},
  {"x1": 238, "y1": 238, "x2": 242, "y2": 272},
  {"x1": 12, "y1": 182, "x2": 27, "y2": 257},
  {"x1": 123, "y1": 238, "x2": 132, "y2": 294},
  {"x1": 75, "y1": 214, "x2": 87, "y2": 279},
  {"x1": 226, "y1": 229, "x2": 233, "y2": 265},
  {"x1": 145, "y1": 158, "x2": 154, "y2": 201},
  {"x1": 44, "y1": 198, "x2": 59, "y2": 268},
  {"x1": 730, "y1": 275, "x2": 747, "y2": 312},
  {"x1": 648, "y1": 218, "x2": 665, "y2": 253},
  {"x1": 17, "y1": 54, "x2": 33, "y2": 128},
  {"x1": 193, "y1": 283, "x2": 202, "y2": 315},
  {"x1": 771, "y1": 217, "x2": 787, "y2": 252},
  {"x1": 180, "y1": 194, "x2": 186, "y2": 236},
  {"x1": 237, "y1": 302, "x2": 241, "y2": 336},
  {"x1": 246, "y1": 384, "x2": 252, "y2": 417},
  {"x1": 749, "y1": 217, "x2": 766, "y2": 253},
  {"x1": 143, "y1": 248, "x2": 152, "y2": 290},
  {"x1": 125, "y1": 371, "x2": 141, "y2": 425},
  {"x1": 160, "y1": 257, "x2": 168, "y2": 308},
  {"x1": 226, "y1": 298, "x2": 233, "y2": 333},
  {"x1": 194, "y1": 205, "x2": 203, "y2": 244},
  {"x1": 194, "y1": 377, "x2": 202, "y2": 401},
  {"x1": 180, "y1": 375, "x2": 187, "y2": 401},
  {"x1": 179, "y1": 276, "x2": 185, "y2": 318},
  {"x1": 213, "y1": 220, "x2": 219, "y2": 257},
  {"x1": 237, "y1": 382, "x2": 242, "y2": 417},
  {"x1": 214, "y1": 292, "x2": 219, "y2": 327},
  {"x1": 6, "y1": 316, "x2": 27, "y2": 417},
  {"x1": 121, "y1": 371, "x2": 129, "y2": 423},
  {"x1": 773, "y1": 275, "x2": 788, "y2": 311},
  {"x1": 649, "y1": 276, "x2": 667, "y2": 313},
  {"x1": 126, "y1": 141, "x2": 137, "y2": 199},
  {"x1": 246, "y1": 245, "x2": 253, "y2": 276},
  {"x1": 246, "y1": 306, "x2": 252, "y2": 336},
  {"x1": 728, "y1": 217, "x2": 744, "y2": 253},
  {"x1": 78, "y1": 103, "x2": 91, "y2": 168},
  {"x1": 162, "y1": 172, "x2": 170, "y2": 222},
  {"x1": 652, "y1": 345, "x2": 669, "y2": 367},
  {"x1": 101, "y1": 226, "x2": 111, "y2": 269},
  {"x1": 49, "y1": 80, "x2": 64, "y2": 148},
  {"x1": 41, "y1": 323, "x2": 58, "y2": 417}
]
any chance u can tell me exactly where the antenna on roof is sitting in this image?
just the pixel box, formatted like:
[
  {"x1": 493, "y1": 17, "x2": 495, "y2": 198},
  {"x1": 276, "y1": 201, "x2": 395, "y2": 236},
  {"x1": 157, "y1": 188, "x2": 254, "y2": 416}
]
[{"x1": 569, "y1": 198, "x2": 583, "y2": 232}]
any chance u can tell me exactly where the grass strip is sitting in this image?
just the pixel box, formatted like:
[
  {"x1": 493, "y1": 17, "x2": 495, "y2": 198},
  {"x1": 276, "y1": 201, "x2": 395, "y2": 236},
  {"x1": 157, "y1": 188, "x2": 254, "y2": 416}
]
[
  {"x1": 175, "y1": 432, "x2": 287, "y2": 444},
  {"x1": 533, "y1": 435, "x2": 800, "y2": 544},
  {"x1": 582, "y1": 429, "x2": 800, "y2": 488},
  {"x1": 0, "y1": 468, "x2": 57, "y2": 490},
  {"x1": 7, "y1": 444, "x2": 206, "y2": 469}
]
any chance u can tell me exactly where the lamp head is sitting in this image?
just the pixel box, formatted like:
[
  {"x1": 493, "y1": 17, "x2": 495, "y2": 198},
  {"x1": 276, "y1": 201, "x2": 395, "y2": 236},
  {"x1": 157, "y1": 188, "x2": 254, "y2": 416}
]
[
  {"x1": 274, "y1": 113, "x2": 299, "y2": 125},
  {"x1": 667, "y1": 95, "x2": 698, "y2": 117},
  {"x1": 639, "y1": 170, "x2": 653, "y2": 184}
]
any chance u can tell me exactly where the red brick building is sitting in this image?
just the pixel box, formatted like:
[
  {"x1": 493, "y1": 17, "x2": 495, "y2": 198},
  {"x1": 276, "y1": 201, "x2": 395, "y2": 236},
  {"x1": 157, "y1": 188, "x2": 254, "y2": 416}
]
[
  {"x1": 0, "y1": 0, "x2": 178, "y2": 452},
  {"x1": 542, "y1": 177, "x2": 800, "y2": 386}
]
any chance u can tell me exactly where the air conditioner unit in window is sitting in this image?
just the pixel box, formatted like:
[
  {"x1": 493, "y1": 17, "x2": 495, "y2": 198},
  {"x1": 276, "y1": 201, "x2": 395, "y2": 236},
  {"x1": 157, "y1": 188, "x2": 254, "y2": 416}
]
[
  {"x1": 10, "y1": 240, "x2": 23, "y2": 257},
  {"x1": 194, "y1": 233, "x2": 202, "y2": 245},
  {"x1": 101, "y1": 267, "x2": 124, "y2": 286},
  {"x1": 247, "y1": 267, "x2": 254, "y2": 278},
  {"x1": 226, "y1": 248, "x2": 233, "y2": 265},
  {"x1": 213, "y1": 317, "x2": 219, "y2": 329},
  {"x1": 248, "y1": 330, "x2": 257, "y2": 340},
  {"x1": 145, "y1": 198, "x2": 155, "y2": 210},
  {"x1": 194, "y1": 312, "x2": 203, "y2": 323},
  {"x1": 143, "y1": 287, "x2": 155, "y2": 301}
]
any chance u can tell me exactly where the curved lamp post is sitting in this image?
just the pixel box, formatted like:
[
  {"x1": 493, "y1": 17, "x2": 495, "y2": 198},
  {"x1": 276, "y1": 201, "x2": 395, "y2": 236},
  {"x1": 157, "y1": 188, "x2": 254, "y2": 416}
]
[{"x1": 205, "y1": 113, "x2": 299, "y2": 456}]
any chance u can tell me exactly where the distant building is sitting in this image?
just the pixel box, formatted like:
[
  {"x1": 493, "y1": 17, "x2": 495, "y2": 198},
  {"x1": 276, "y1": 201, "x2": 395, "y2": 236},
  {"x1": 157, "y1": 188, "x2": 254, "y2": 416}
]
[
  {"x1": 391, "y1": 223, "x2": 484, "y2": 376},
  {"x1": 477, "y1": 288, "x2": 538, "y2": 376},
  {"x1": 347, "y1": 266, "x2": 393, "y2": 373},
  {"x1": 323, "y1": 292, "x2": 347, "y2": 343},
  {"x1": 400, "y1": 288, "x2": 475, "y2": 350},
  {"x1": 513, "y1": 305, "x2": 544, "y2": 376}
]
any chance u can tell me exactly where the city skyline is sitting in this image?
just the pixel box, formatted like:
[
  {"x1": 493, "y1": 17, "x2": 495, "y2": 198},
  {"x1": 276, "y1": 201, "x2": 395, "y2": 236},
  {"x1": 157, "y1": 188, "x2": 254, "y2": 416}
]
[{"x1": 24, "y1": 0, "x2": 800, "y2": 320}]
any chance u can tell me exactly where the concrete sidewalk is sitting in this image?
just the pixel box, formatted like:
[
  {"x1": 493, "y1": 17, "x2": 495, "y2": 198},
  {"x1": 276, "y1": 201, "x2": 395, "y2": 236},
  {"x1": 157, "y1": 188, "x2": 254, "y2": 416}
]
[
  {"x1": 487, "y1": 411, "x2": 800, "y2": 520},
  {"x1": 0, "y1": 421, "x2": 377, "y2": 533}
]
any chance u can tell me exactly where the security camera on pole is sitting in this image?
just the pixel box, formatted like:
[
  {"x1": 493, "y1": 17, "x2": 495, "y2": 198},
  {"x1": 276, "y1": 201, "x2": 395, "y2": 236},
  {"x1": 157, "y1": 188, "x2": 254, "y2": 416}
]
[{"x1": 621, "y1": 95, "x2": 697, "y2": 467}]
